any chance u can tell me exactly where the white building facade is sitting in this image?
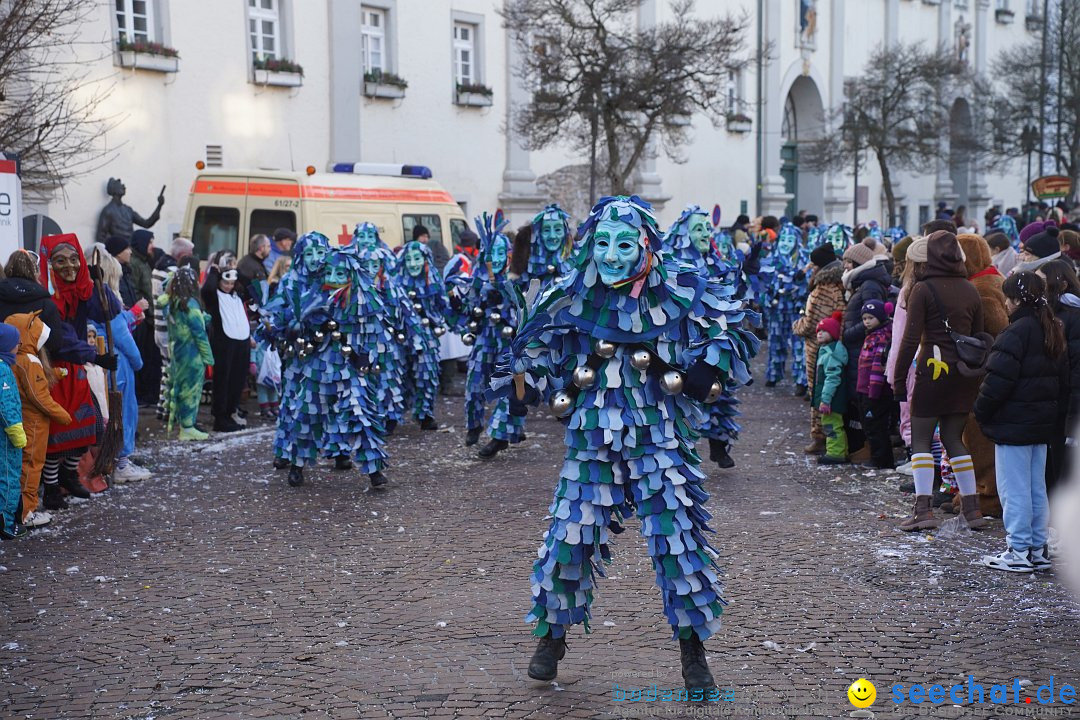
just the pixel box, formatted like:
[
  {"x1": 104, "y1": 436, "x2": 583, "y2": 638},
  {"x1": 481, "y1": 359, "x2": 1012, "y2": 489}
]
[{"x1": 33, "y1": 0, "x2": 1041, "y2": 244}]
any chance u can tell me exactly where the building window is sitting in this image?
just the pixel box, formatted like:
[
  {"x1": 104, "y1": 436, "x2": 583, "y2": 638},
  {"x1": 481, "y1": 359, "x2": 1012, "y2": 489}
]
[
  {"x1": 116, "y1": 0, "x2": 155, "y2": 43},
  {"x1": 362, "y1": 8, "x2": 386, "y2": 74},
  {"x1": 996, "y1": 0, "x2": 1010, "y2": 9},
  {"x1": 453, "y1": 22, "x2": 477, "y2": 85},
  {"x1": 725, "y1": 68, "x2": 744, "y2": 115},
  {"x1": 249, "y1": 0, "x2": 280, "y2": 61}
]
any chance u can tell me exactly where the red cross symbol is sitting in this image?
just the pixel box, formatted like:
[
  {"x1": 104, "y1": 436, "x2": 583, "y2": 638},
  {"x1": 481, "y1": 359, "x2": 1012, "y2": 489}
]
[{"x1": 338, "y1": 224, "x2": 352, "y2": 246}]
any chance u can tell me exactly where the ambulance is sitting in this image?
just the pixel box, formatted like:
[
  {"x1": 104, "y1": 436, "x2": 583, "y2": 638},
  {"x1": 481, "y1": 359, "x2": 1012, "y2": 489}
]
[{"x1": 180, "y1": 163, "x2": 469, "y2": 260}]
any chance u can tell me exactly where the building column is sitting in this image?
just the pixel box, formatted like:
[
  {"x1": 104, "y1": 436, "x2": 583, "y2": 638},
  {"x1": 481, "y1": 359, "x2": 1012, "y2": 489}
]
[
  {"x1": 823, "y1": 0, "x2": 850, "y2": 220},
  {"x1": 632, "y1": 0, "x2": 670, "y2": 211},
  {"x1": 498, "y1": 16, "x2": 544, "y2": 228},
  {"x1": 968, "y1": 0, "x2": 993, "y2": 222},
  {"x1": 759, "y1": 0, "x2": 792, "y2": 216},
  {"x1": 935, "y1": 0, "x2": 958, "y2": 206},
  {"x1": 884, "y1": 0, "x2": 900, "y2": 48},
  {"x1": 328, "y1": 0, "x2": 362, "y2": 166}
]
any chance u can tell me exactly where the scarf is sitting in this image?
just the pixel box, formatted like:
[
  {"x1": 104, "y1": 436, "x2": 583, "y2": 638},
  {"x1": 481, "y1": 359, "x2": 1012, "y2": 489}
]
[{"x1": 38, "y1": 234, "x2": 93, "y2": 321}]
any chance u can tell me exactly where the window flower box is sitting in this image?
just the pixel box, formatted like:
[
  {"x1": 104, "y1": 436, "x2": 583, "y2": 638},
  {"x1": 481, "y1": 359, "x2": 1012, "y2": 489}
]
[
  {"x1": 363, "y1": 71, "x2": 407, "y2": 99},
  {"x1": 726, "y1": 113, "x2": 753, "y2": 134},
  {"x1": 116, "y1": 39, "x2": 179, "y2": 73},
  {"x1": 996, "y1": 8, "x2": 1016, "y2": 23},
  {"x1": 455, "y1": 83, "x2": 494, "y2": 107},
  {"x1": 1025, "y1": 13, "x2": 1042, "y2": 31},
  {"x1": 253, "y1": 57, "x2": 304, "y2": 87}
]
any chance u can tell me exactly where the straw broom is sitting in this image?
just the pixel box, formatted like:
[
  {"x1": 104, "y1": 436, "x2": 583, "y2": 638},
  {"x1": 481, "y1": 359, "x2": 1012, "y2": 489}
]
[{"x1": 90, "y1": 249, "x2": 124, "y2": 478}]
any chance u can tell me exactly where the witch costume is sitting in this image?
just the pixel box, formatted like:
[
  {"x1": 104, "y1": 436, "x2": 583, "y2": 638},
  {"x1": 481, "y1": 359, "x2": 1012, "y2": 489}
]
[{"x1": 494, "y1": 196, "x2": 758, "y2": 694}]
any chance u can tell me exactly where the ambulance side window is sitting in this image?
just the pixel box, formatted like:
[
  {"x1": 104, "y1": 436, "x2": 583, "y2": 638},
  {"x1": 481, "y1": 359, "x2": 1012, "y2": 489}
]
[
  {"x1": 192, "y1": 206, "x2": 240, "y2": 260},
  {"x1": 402, "y1": 214, "x2": 443, "y2": 248},
  {"x1": 449, "y1": 219, "x2": 467, "y2": 249},
  {"x1": 251, "y1": 210, "x2": 296, "y2": 241}
]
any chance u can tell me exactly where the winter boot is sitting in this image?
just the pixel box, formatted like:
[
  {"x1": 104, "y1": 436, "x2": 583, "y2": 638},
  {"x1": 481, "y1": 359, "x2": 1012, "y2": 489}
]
[
  {"x1": 385, "y1": 419, "x2": 398, "y2": 436},
  {"x1": 272, "y1": 457, "x2": 289, "y2": 470},
  {"x1": 43, "y1": 482, "x2": 67, "y2": 511},
  {"x1": 679, "y1": 634, "x2": 716, "y2": 692},
  {"x1": 527, "y1": 634, "x2": 566, "y2": 682},
  {"x1": 478, "y1": 439, "x2": 509, "y2": 459},
  {"x1": 58, "y1": 466, "x2": 90, "y2": 499},
  {"x1": 959, "y1": 494, "x2": 988, "y2": 529},
  {"x1": 708, "y1": 439, "x2": 735, "y2": 469},
  {"x1": 419, "y1": 416, "x2": 438, "y2": 431},
  {"x1": 794, "y1": 384, "x2": 807, "y2": 397},
  {"x1": 765, "y1": 380, "x2": 777, "y2": 388},
  {"x1": 369, "y1": 471, "x2": 388, "y2": 489},
  {"x1": 287, "y1": 465, "x2": 304, "y2": 487},
  {"x1": 465, "y1": 427, "x2": 481, "y2": 446},
  {"x1": 179, "y1": 426, "x2": 209, "y2": 441},
  {"x1": 803, "y1": 436, "x2": 826, "y2": 455},
  {"x1": 334, "y1": 456, "x2": 354, "y2": 471},
  {"x1": 899, "y1": 495, "x2": 940, "y2": 532}
]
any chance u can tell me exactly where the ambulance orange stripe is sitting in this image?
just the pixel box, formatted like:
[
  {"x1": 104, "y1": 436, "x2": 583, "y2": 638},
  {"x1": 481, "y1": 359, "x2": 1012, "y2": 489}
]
[{"x1": 190, "y1": 179, "x2": 454, "y2": 204}]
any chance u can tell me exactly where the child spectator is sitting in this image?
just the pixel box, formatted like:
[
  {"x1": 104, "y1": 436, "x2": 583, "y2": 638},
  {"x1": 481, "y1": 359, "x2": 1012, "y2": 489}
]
[
  {"x1": 8, "y1": 312, "x2": 70, "y2": 529},
  {"x1": 813, "y1": 311, "x2": 849, "y2": 466},
  {"x1": 201, "y1": 267, "x2": 250, "y2": 432},
  {"x1": 976, "y1": 271, "x2": 1067, "y2": 572},
  {"x1": 856, "y1": 299, "x2": 895, "y2": 469},
  {"x1": 163, "y1": 268, "x2": 214, "y2": 441},
  {"x1": 0, "y1": 323, "x2": 26, "y2": 539},
  {"x1": 267, "y1": 256, "x2": 291, "y2": 296}
]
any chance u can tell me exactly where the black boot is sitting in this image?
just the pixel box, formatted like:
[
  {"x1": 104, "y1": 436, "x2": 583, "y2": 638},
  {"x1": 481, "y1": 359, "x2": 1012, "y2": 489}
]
[
  {"x1": 272, "y1": 457, "x2": 289, "y2": 470},
  {"x1": 385, "y1": 419, "x2": 398, "y2": 436},
  {"x1": 794, "y1": 384, "x2": 807, "y2": 397},
  {"x1": 478, "y1": 438, "x2": 508, "y2": 459},
  {"x1": 43, "y1": 483, "x2": 67, "y2": 511},
  {"x1": 58, "y1": 466, "x2": 90, "y2": 499},
  {"x1": 679, "y1": 635, "x2": 716, "y2": 692},
  {"x1": 419, "y1": 416, "x2": 438, "y2": 431},
  {"x1": 708, "y1": 439, "x2": 735, "y2": 469},
  {"x1": 465, "y1": 427, "x2": 481, "y2": 446},
  {"x1": 369, "y1": 471, "x2": 387, "y2": 488},
  {"x1": 287, "y1": 465, "x2": 304, "y2": 487},
  {"x1": 527, "y1": 634, "x2": 566, "y2": 681},
  {"x1": 334, "y1": 456, "x2": 354, "y2": 471},
  {"x1": 765, "y1": 379, "x2": 776, "y2": 387}
]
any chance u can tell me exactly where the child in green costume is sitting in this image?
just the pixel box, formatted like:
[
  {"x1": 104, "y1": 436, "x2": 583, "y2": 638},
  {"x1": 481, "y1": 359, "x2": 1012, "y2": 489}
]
[
  {"x1": 814, "y1": 310, "x2": 849, "y2": 465},
  {"x1": 162, "y1": 267, "x2": 214, "y2": 440}
]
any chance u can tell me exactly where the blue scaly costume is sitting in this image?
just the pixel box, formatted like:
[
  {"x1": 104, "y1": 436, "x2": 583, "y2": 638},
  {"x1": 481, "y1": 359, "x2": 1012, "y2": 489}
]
[
  {"x1": 763, "y1": 222, "x2": 808, "y2": 389},
  {"x1": 522, "y1": 204, "x2": 573, "y2": 291},
  {"x1": 499, "y1": 196, "x2": 759, "y2": 693},
  {"x1": 394, "y1": 240, "x2": 450, "y2": 427}
]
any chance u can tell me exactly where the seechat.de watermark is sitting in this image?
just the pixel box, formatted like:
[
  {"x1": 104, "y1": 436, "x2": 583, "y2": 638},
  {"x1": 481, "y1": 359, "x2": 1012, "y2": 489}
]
[{"x1": 890, "y1": 676, "x2": 1076, "y2": 707}]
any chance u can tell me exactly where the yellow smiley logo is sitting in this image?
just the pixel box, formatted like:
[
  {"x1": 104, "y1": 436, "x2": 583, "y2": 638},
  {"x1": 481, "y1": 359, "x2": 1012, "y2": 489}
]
[{"x1": 848, "y1": 678, "x2": 876, "y2": 708}]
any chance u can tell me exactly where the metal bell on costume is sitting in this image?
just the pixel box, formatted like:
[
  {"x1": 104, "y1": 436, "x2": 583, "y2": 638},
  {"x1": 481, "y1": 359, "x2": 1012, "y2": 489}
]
[
  {"x1": 326, "y1": 320, "x2": 338, "y2": 332},
  {"x1": 705, "y1": 381, "x2": 723, "y2": 403},
  {"x1": 433, "y1": 326, "x2": 446, "y2": 337},
  {"x1": 408, "y1": 290, "x2": 417, "y2": 300},
  {"x1": 572, "y1": 365, "x2": 596, "y2": 389},
  {"x1": 396, "y1": 332, "x2": 407, "y2": 343},
  {"x1": 594, "y1": 340, "x2": 616, "y2": 359},
  {"x1": 421, "y1": 317, "x2": 431, "y2": 327},
  {"x1": 341, "y1": 344, "x2": 353, "y2": 358},
  {"x1": 467, "y1": 320, "x2": 480, "y2": 333},
  {"x1": 314, "y1": 331, "x2": 325, "y2": 342},
  {"x1": 500, "y1": 325, "x2": 515, "y2": 340},
  {"x1": 304, "y1": 342, "x2": 315, "y2": 355},
  {"x1": 630, "y1": 349, "x2": 651, "y2": 371},
  {"x1": 462, "y1": 332, "x2": 476, "y2": 346},
  {"x1": 412, "y1": 302, "x2": 423, "y2": 313},
  {"x1": 331, "y1": 331, "x2": 342, "y2": 342},
  {"x1": 550, "y1": 391, "x2": 574, "y2": 418},
  {"x1": 546, "y1": 264, "x2": 556, "y2": 275},
  {"x1": 471, "y1": 307, "x2": 484, "y2": 319},
  {"x1": 489, "y1": 311, "x2": 502, "y2": 324},
  {"x1": 660, "y1": 370, "x2": 684, "y2": 395},
  {"x1": 372, "y1": 364, "x2": 382, "y2": 374}
]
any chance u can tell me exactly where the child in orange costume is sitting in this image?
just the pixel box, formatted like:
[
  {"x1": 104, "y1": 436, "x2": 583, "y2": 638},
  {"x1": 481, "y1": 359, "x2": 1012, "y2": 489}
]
[{"x1": 7, "y1": 312, "x2": 71, "y2": 526}]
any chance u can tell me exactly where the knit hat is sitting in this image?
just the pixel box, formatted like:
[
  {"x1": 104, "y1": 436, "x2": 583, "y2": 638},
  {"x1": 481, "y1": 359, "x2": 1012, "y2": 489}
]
[
  {"x1": 412, "y1": 224, "x2": 430, "y2": 241},
  {"x1": 891, "y1": 236, "x2": 913, "y2": 263},
  {"x1": 130, "y1": 229, "x2": 153, "y2": 256},
  {"x1": 816, "y1": 310, "x2": 843, "y2": 341},
  {"x1": 861, "y1": 298, "x2": 890, "y2": 324},
  {"x1": 809, "y1": 243, "x2": 836, "y2": 268},
  {"x1": 105, "y1": 236, "x2": 130, "y2": 257},
  {"x1": 842, "y1": 238, "x2": 877, "y2": 266},
  {"x1": 1024, "y1": 226, "x2": 1060, "y2": 259},
  {"x1": 457, "y1": 229, "x2": 479, "y2": 248},
  {"x1": 1019, "y1": 220, "x2": 1052, "y2": 247},
  {"x1": 906, "y1": 236, "x2": 929, "y2": 263}
]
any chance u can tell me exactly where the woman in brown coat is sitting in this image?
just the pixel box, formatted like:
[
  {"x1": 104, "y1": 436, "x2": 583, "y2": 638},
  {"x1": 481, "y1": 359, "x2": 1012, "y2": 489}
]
[
  {"x1": 956, "y1": 234, "x2": 1008, "y2": 517},
  {"x1": 793, "y1": 243, "x2": 846, "y2": 454},
  {"x1": 894, "y1": 231, "x2": 987, "y2": 531}
]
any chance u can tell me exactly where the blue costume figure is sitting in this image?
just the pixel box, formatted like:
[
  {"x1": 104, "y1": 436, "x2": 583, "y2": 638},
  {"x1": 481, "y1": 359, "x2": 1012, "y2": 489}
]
[
  {"x1": 523, "y1": 204, "x2": 572, "y2": 290},
  {"x1": 763, "y1": 222, "x2": 808, "y2": 391},
  {"x1": 499, "y1": 196, "x2": 758, "y2": 694},
  {"x1": 823, "y1": 223, "x2": 853, "y2": 255},
  {"x1": 394, "y1": 240, "x2": 449, "y2": 430},
  {"x1": 446, "y1": 213, "x2": 525, "y2": 458},
  {"x1": 0, "y1": 323, "x2": 25, "y2": 539},
  {"x1": 993, "y1": 214, "x2": 1021, "y2": 250},
  {"x1": 665, "y1": 205, "x2": 759, "y2": 470}
]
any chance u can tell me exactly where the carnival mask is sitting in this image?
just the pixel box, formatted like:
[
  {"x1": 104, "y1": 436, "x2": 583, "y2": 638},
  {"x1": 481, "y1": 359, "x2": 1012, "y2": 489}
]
[
  {"x1": 304, "y1": 243, "x2": 328, "y2": 271},
  {"x1": 827, "y1": 226, "x2": 848, "y2": 253},
  {"x1": 404, "y1": 247, "x2": 425, "y2": 278},
  {"x1": 541, "y1": 215, "x2": 566, "y2": 253},
  {"x1": 777, "y1": 229, "x2": 798, "y2": 257},
  {"x1": 592, "y1": 216, "x2": 642, "y2": 286},
  {"x1": 49, "y1": 245, "x2": 80, "y2": 283},
  {"x1": 715, "y1": 231, "x2": 734, "y2": 257},
  {"x1": 324, "y1": 263, "x2": 350, "y2": 288},
  {"x1": 689, "y1": 213, "x2": 712, "y2": 254},
  {"x1": 354, "y1": 223, "x2": 379, "y2": 251},
  {"x1": 363, "y1": 257, "x2": 382, "y2": 277},
  {"x1": 489, "y1": 236, "x2": 509, "y2": 274}
]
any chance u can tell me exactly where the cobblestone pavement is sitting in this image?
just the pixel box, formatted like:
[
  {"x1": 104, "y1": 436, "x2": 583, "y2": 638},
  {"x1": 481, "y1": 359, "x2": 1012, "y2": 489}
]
[{"x1": 2, "y1": 362, "x2": 1080, "y2": 720}]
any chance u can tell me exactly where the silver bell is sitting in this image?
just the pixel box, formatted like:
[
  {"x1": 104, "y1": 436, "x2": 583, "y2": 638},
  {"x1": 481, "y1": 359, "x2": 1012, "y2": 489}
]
[
  {"x1": 594, "y1": 340, "x2": 616, "y2": 359},
  {"x1": 408, "y1": 290, "x2": 417, "y2": 300},
  {"x1": 331, "y1": 331, "x2": 342, "y2": 342},
  {"x1": 630, "y1": 349, "x2": 651, "y2": 371},
  {"x1": 572, "y1": 365, "x2": 596, "y2": 389},
  {"x1": 500, "y1": 325, "x2": 515, "y2": 340},
  {"x1": 546, "y1": 264, "x2": 556, "y2": 274},
  {"x1": 314, "y1": 331, "x2": 325, "y2": 342},
  {"x1": 471, "y1": 307, "x2": 484, "y2": 319},
  {"x1": 297, "y1": 349, "x2": 308, "y2": 359},
  {"x1": 341, "y1": 344, "x2": 353, "y2": 357},
  {"x1": 413, "y1": 302, "x2": 423, "y2": 313},
  {"x1": 660, "y1": 370, "x2": 685, "y2": 395},
  {"x1": 396, "y1": 332, "x2": 407, "y2": 343},
  {"x1": 295, "y1": 337, "x2": 306, "y2": 349},
  {"x1": 467, "y1": 320, "x2": 480, "y2": 332},
  {"x1": 550, "y1": 391, "x2": 574, "y2": 418},
  {"x1": 462, "y1": 332, "x2": 476, "y2": 346},
  {"x1": 360, "y1": 364, "x2": 370, "y2": 374},
  {"x1": 372, "y1": 363, "x2": 382, "y2": 374},
  {"x1": 489, "y1": 311, "x2": 502, "y2": 324},
  {"x1": 705, "y1": 381, "x2": 723, "y2": 403},
  {"x1": 421, "y1": 317, "x2": 431, "y2": 327},
  {"x1": 304, "y1": 343, "x2": 315, "y2": 355},
  {"x1": 326, "y1": 320, "x2": 338, "y2": 331},
  {"x1": 433, "y1": 326, "x2": 446, "y2": 337}
]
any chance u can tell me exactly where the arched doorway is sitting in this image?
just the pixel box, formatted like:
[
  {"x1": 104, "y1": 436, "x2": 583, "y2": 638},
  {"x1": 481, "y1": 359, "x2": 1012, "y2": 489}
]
[
  {"x1": 781, "y1": 75, "x2": 825, "y2": 219},
  {"x1": 950, "y1": 98, "x2": 973, "y2": 208}
]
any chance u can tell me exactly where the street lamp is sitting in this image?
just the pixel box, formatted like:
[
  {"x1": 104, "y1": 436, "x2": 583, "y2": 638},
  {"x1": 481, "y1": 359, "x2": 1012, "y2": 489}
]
[{"x1": 1021, "y1": 123, "x2": 1038, "y2": 204}]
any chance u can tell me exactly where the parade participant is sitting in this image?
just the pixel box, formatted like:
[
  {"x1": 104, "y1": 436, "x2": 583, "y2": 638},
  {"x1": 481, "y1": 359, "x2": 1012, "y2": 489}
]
[
  {"x1": 523, "y1": 204, "x2": 572, "y2": 290},
  {"x1": 792, "y1": 243, "x2": 845, "y2": 455},
  {"x1": 395, "y1": 240, "x2": 449, "y2": 430},
  {"x1": 162, "y1": 267, "x2": 214, "y2": 441},
  {"x1": 814, "y1": 311, "x2": 849, "y2": 465},
  {"x1": 37, "y1": 235, "x2": 116, "y2": 510},
  {"x1": 764, "y1": 222, "x2": 808, "y2": 394},
  {"x1": 498, "y1": 195, "x2": 757, "y2": 693},
  {"x1": 665, "y1": 205, "x2": 760, "y2": 469},
  {"x1": 446, "y1": 213, "x2": 524, "y2": 458}
]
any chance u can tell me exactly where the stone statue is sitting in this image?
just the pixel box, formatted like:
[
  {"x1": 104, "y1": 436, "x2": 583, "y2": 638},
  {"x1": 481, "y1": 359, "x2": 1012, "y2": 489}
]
[{"x1": 95, "y1": 178, "x2": 164, "y2": 244}]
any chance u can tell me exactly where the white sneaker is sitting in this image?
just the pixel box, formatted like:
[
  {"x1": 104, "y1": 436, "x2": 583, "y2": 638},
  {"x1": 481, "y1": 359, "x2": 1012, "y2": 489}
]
[
  {"x1": 22, "y1": 510, "x2": 52, "y2": 528},
  {"x1": 1029, "y1": 546, "x2": 1052, "y2": 571},
  {"x1": 896, "y1": 460, "x2": 914, "y2": 476},
  {"x1": 112, "y1": 462, "x2": 151, "y2": 484},
  {"x1": 231, "y1": 410, "x2": 248, "y2": 427},
  {"x1": 981, "y1": 547, "x2": 1034, "y2": 573}
]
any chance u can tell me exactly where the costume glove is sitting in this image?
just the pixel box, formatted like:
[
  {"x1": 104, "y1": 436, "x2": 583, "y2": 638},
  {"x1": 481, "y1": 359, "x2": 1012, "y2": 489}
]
[
  {"x1": 5, "y1": 422, "x2": 26, "y2": 449},
  {"x1": 94, "y1": 353, "x2": 118, "y2": 371}
]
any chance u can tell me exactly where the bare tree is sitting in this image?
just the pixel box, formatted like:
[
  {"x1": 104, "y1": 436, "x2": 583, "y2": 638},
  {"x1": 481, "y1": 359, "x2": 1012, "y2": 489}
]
[
  {"x1": 0, "y1": 0, "x2": 117, "y2": 198},
  {"x1": 803, "y1": 43, "x2": 964, "y2": 225},
  {"x1": 501, "y1": 0, "x2": 751, "y2": 200}
]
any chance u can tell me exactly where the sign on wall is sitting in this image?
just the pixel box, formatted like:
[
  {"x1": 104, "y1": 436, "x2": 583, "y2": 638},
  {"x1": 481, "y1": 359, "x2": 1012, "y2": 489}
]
[{"x1": 0, "y1": 156, "x2": 21, "y2": 259}]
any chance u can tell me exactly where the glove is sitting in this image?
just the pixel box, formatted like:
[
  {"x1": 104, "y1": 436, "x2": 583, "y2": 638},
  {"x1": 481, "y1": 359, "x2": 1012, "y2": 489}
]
[
  {"x1": 94, "y1": 353, "x2": 118, "y2": 371},
  {"x1": 684, "y1": 361, "x2": 718, "y2": 402},
  {"x1": 818, "y1": 403, "x2": 831, "y2": 415},
  {"x1": 509, "y1": 383, "x2": 539, "y2": 417},
  {"x1": 486, "y1": 289, "x2": 503, "y2": 307},
  {"x1": 250, "y1": 362, "x2": 258, "y2": 376},
  {"x1": 5, "y1": 422, "x2": 26, "y2": 449},
  {"x1": 794, "y1": 270, "x2": 806, "y2": 283}
]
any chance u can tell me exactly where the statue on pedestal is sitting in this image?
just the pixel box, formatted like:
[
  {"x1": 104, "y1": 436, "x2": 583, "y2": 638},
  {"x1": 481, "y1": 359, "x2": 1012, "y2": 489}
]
[{"x1": 95, "y1": 178, "x2": 164, "y2": 244}]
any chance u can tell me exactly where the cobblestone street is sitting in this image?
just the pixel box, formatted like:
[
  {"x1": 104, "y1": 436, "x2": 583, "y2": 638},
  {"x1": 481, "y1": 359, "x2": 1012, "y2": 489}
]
[{"x1": 2, "y1": 365, "x2": 1079, "y2": 720}]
